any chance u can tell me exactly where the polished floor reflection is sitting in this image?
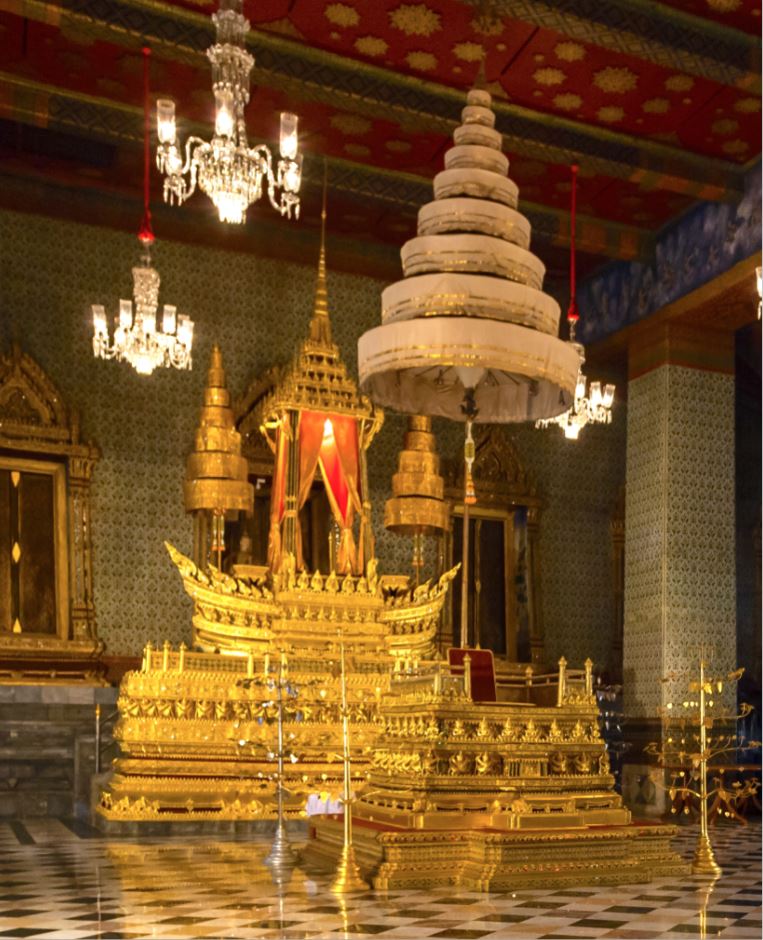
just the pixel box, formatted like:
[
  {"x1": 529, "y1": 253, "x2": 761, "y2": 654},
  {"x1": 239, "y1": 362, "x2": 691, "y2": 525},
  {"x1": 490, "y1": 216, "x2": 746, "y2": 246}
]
[{"x1": 0, "y1": 819, "x2": 759, "y2": 939}]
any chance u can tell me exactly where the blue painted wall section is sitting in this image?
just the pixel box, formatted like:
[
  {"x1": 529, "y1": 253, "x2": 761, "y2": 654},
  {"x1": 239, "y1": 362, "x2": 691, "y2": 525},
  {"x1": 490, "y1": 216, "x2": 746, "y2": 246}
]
[{"x1": 577, "y1": 164, "x2": 762, "y2": 344}]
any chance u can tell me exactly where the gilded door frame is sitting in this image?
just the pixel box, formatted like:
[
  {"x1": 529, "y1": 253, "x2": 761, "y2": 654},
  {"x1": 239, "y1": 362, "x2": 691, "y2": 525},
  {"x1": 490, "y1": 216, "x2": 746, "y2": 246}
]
[{"x1": 0, "y1": 455, "x2": 70, "y2": 640}]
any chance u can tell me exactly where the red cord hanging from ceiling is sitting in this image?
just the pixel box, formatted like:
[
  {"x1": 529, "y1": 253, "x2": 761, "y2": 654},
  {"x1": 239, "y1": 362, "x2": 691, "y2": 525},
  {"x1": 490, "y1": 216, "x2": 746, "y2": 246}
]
[
  {"x1": 138, "y1": 45, "x2": 155, "y2": 246},
  {"x1": 567, "y1": 163, "x2": 579, "y2": 326}
]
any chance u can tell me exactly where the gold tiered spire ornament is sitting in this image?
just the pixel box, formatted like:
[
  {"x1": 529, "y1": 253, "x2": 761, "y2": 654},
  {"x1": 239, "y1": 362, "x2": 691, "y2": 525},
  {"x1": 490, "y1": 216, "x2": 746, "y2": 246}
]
[
  {"x1": 384, "y1": 416, "x2": 450, "y2": 582},
  {"x1": 184, "y1": 345, "x2": 253, "y2": 567},
  {"x1": 257, "y1": 188, "x2": 382, "y2": 575}
]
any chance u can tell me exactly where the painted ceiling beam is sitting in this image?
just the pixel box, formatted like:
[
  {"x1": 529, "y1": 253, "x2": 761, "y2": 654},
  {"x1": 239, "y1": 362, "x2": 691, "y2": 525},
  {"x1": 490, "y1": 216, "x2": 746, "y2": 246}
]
[
  {"x1": 0, "y1": 0, "x2": 746, "y2": 202},
  {"x1": 0, "y1": 70, "x2": 656, "y2": 263},
  {"x1": 461, "y1": 0, "x2": 760, "y2": 93},
  {"x1": 0, "y1": 167, "x2": 403, "y2": 282}
]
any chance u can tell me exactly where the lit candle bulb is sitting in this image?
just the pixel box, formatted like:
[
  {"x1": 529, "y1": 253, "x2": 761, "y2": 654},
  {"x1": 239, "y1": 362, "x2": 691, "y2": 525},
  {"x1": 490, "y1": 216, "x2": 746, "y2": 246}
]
[
  {"x1": 156, "y1": 98, "x2": 177, "y2": 144},
  {"x1": 119, "y1": 299, "x2": 133, "y2": 330},
  {"x1": 281, "y1": 651, "x2": 288, "y2": 678},
  {"x1": 162, "y1": 304, "x2": 177, "y2": 335},
  {"x1": 92, "y1": 304, "x2": 107, "y2": 335},
  {"x1": 263, "y1": 652, "x2": 270, "y2": 677},
  {"x1": 214, "y1": 89, "x2": 235, "y2": 138},
  {"x1": 279, "y1": 112, "x2": 299, "y2": 160}
]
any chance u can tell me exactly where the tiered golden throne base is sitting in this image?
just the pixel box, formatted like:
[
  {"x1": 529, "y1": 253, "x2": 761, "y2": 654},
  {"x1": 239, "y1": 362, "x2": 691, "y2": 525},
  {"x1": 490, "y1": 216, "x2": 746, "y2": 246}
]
[
  {"x1": 308, "y1": 815, "x2": 687, "y2": 891},
  {"x1": 305, "y1": 660, "x2": 688, "y2": 890}
]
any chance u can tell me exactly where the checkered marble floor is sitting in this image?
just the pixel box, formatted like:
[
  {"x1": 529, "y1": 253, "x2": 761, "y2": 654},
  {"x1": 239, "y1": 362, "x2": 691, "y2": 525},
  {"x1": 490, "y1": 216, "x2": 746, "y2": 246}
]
[{"x1": 0, "y1": 819, "x2": 759, "y2": 940}]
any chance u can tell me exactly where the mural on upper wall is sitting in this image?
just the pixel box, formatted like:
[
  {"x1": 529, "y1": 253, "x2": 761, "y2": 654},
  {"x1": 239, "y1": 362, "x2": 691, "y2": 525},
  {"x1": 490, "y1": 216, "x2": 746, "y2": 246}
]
[
  {"x1": 578, "y1": 164, "x2": 762, "y2": 344},
  {"x1": 1, "y1": 208, "x2": 625, "y2": 672}
]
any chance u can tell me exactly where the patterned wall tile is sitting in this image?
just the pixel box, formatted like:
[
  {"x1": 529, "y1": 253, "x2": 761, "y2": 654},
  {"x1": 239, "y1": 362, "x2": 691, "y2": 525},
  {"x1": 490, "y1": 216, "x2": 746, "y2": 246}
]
[
  {"x1": 624, "y1": 364, "x2": 736, "y2": 716},
  {"x1": 1, "y1": 208, "x2": 625, "y2": 669}
]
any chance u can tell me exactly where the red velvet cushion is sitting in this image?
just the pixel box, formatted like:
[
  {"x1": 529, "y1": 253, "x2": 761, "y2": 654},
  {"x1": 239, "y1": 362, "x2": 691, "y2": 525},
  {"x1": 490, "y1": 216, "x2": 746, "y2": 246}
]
[{"x1": 448, "y1": 647, "x2": 497, "y2": 702}]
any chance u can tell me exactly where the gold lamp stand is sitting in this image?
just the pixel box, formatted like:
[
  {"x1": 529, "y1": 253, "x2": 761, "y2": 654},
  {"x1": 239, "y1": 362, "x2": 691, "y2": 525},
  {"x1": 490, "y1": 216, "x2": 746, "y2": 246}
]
[
  {"x1": 330, "y1": 630, "x2": 369, "y2": 893},
  {"x1": 691, "y1": 656, "x2": 721, "y2": 876}
]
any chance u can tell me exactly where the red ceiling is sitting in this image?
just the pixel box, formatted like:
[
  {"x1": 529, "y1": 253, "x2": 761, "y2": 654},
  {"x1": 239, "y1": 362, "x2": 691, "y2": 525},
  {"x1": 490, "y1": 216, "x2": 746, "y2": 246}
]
[{"x1": 0, "y1": 0, "x2": 759, "y2": 279}]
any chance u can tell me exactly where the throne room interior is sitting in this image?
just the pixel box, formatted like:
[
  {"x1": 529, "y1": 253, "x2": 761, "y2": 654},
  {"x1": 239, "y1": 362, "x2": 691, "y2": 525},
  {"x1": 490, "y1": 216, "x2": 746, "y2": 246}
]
[{"x1": 0, "y1": 1, "x2": 761, "y2": 939}]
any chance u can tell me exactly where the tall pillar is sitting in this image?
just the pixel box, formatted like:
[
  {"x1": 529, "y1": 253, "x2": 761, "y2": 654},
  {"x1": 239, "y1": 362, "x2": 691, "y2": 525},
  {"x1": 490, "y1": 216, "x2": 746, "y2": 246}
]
[{"x1": 623, "y1": 323, "x2": 736, "y2": 730}]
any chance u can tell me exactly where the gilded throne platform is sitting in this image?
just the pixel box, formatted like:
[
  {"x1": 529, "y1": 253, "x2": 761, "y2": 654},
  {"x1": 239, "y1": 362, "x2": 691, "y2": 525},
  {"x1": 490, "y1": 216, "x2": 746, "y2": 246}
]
[{"x1": 307, "y1": 655, "x2": 687, "y2": 890}]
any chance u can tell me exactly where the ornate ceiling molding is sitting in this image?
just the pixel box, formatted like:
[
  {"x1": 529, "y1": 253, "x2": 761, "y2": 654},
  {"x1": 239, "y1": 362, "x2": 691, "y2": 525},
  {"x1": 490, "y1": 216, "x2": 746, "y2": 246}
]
[{"x1": 0, "y1": 0, "x2": 745, "y2": 202}]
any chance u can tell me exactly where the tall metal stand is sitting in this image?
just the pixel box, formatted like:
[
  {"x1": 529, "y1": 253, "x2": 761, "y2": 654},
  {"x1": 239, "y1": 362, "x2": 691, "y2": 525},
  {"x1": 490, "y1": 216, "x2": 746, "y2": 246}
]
[
  {"x1": 692, "y1": 656, "x2": 721, "y2": 875},
  {"x1": 330, "y1": 631, "x2": 369, "y2": 893},
  {"x1": 459, "y1": 402, "x2": 478, "y2": 649},
  {"x1": 265, "y1": 658, "x2": 298, "y2": 873}
]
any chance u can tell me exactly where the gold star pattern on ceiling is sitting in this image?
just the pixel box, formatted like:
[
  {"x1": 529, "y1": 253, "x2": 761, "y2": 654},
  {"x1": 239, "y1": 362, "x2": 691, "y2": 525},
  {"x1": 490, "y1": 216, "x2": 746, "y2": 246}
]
[
  {"x1": 643, "y1": 98, "x2": 670, "y2": 113},
  {"x1": 453, "y1": 42, "x2": 484, "y2": 62},
  {"x1": 389, "y1": 4, "x2": 441, "y2": 37},
  {"x1": 722, "y1": 139, "x2": 749, "y2": 155},
  {"x1": 711, "y1": 118, "x2": 740, "y2": 135},
  {"x1": 405, "y1": 50, "x2": 437, "y2": 71},
  {"x1": 354, "y1": 36, "x2": 388, "y2": 57},
  {"x1": 553, "y1": 93, "x2": 582, "y2": 111},
  {"x1": 385, "y1": 140, "x2": 412, "y2": 153},
  {"x1": 533, "y1": 67, "x2": 565, "y2": 86},
  {"x1": 665, "y1": 75, "x2": 694, "y2": 93},
  {"x1": 330, "y1": 113, "x2": 372, "y2": 135},
  {"x1": 706, "y1": 0, "x2": 742, "y2": 11},
  {"x1": 344, "y1": 143, "x2": 371, "y2": 157},
  {"x1": 734, "y1": 97, "x2": 761, "y2": 113},
  {"x1": 598, "y1": 105, "x2": 625, "y2": 123},
  {"x1": 554, "y1": 42, "x2": 585, "y2": 62},
  {"x1": 324, "y1": 3, "x2": 359, "y2": 28},
  {"x1": 593, "y1": 67, "x2": 638, "y2": 94}
]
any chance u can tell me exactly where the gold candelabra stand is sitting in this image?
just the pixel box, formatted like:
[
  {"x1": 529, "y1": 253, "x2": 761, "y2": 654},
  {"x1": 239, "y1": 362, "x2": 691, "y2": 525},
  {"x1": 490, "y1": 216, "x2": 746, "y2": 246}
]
[
  {"x1": 237, "y1": 651, "x2": 305, "y2": 876},
  {"x1": 330, "y1": 629, "x2": 370, "y2": 893},
  {"x1": 645, "y1": 645, "x2": 760, "y2": 876}
]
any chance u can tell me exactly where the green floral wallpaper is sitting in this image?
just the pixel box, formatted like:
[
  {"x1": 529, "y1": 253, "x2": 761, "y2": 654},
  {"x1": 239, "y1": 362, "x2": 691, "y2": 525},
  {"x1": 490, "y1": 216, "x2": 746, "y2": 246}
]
[{"x1": 1, "y1": 208, "x2": 625, "y2": 672}]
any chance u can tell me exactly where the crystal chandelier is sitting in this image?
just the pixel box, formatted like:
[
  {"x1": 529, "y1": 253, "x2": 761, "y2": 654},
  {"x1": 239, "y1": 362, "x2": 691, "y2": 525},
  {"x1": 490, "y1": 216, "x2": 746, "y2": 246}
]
[
  {"x1": 536, "y1": 326, "x2": 615, "y2": 439},
  {"x1": 154, "y1": 0, "x2": 302, "y2": 225},
  {"x1": 92, "y1": 47, "x2": 194, "y2": 377},
  {"x1": 536, "y1": 165, "x2": 615, "y2": 439}
]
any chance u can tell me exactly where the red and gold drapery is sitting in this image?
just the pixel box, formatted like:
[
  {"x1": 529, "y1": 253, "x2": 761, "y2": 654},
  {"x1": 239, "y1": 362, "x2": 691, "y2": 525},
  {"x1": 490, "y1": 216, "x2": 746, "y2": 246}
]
[
  {"x1": 269, "y1": 410, "x2": 363, "y2": 573},
  {"x1": 297, "y1": 411, "x2": 361, "y2": 573}
]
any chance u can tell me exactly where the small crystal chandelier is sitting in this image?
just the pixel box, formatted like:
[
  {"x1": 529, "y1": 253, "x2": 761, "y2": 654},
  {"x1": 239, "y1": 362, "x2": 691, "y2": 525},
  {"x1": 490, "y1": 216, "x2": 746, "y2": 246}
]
[
  {"x1": 154, "y1": 0, "x2": 302, "y2": 225},
  {"x1": 92, "y1": 47, "x2": 194, "y2": 376},
  {"x1": 536, "y1": 165, "x2": 615, "y2": 440}
]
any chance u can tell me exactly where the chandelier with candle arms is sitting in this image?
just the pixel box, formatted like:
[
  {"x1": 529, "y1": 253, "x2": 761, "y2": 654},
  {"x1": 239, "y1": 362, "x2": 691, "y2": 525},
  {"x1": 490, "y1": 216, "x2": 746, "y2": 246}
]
[
  {"x1": 535, "y1": 165, "x2": 615, "y2": 440},
  {"x1": 91, "y1": 47, "x2": 194, "y2": 377},
  {"x1": 155, "y1": 0, "x2": 302, "y2": 225}
]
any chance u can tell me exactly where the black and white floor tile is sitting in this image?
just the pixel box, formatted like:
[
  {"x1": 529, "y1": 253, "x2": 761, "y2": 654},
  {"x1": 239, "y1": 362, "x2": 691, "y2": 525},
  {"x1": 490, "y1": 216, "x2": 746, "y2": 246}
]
[{"x1": 0, "y1": 819, "x2": 759, "y2": 939}]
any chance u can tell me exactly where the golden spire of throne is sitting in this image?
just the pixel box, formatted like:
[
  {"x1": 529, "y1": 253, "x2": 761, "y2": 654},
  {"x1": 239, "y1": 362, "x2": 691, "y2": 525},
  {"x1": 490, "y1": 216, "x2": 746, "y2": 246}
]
[
  {"x1": 309, "y1": 170, "x2": 331, "y2": 347},
  {"x1": 256, "y1": 169, "x2": 378, "y2": 425}
]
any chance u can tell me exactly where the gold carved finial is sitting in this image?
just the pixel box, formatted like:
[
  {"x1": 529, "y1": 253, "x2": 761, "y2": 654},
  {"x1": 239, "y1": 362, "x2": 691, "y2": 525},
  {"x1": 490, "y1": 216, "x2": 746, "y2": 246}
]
[{"x1": 310, "y1": 162, "x2": 332, "y2": 346}]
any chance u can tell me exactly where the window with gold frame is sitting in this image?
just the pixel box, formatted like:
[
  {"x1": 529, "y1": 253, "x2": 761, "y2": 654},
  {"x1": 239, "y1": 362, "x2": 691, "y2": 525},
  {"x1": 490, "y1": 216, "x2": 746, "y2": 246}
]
[{"x1": 0, "y1": 345, "x2": 102, "y2": 682}]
